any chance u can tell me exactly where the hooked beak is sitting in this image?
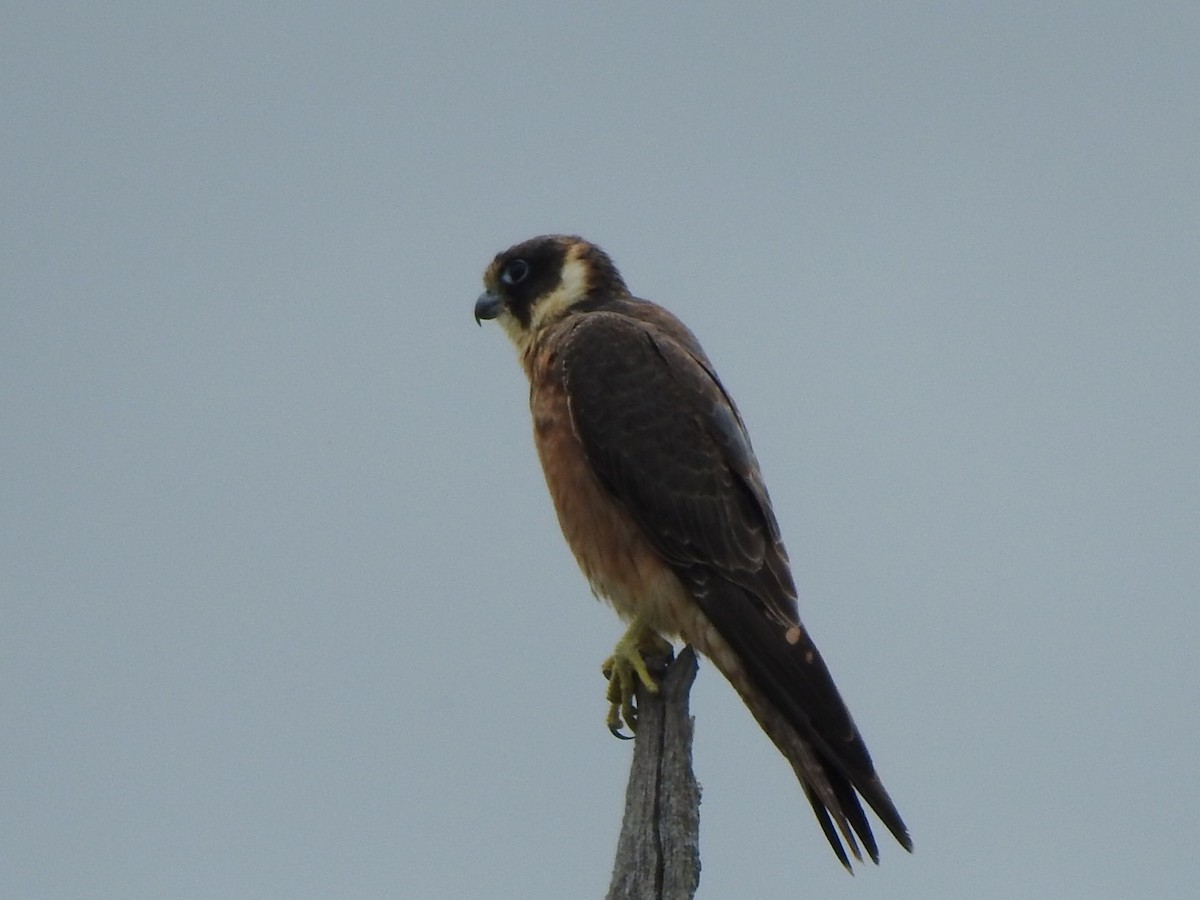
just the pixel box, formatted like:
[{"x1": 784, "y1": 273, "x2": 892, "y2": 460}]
[{"x1": 474, "y1": 290, "x2": 505, "y2": 325}]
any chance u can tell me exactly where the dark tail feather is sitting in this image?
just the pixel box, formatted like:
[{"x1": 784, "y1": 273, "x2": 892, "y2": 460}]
[
  {"x1": 829, "y1": 766, "x2": 879, "y2": 863},
  {"x1": 688, "y1": 571, "x2": 911, "y2": 866},
  {"x1": 801, "y1": 782, "x2": 854, "y2": 872}
]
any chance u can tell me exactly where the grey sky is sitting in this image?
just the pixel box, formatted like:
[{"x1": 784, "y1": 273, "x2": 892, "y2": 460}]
[{"x1": 4, "y1": 3, "x2": 1198, "y2": 898}]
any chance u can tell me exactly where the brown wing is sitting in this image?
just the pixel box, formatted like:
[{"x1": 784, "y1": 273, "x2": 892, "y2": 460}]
[{"x1": 560, "y1": 306, "x2": 910, "y2": 867}]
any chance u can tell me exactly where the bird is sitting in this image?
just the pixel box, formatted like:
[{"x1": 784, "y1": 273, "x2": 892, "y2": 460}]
[{"x1": 473, "y1": 234, "x2": 911, "y2": 869}]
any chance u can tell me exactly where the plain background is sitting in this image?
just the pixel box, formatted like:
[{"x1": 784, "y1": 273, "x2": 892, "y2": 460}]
[{"x1": 4, "y1": 3, "x2": 1197, "y2": 898}]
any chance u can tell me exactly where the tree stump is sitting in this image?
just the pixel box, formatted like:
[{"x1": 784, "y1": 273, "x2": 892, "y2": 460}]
[{"x1": 606, "y1": 646, "x2": 701, "y2": 900}]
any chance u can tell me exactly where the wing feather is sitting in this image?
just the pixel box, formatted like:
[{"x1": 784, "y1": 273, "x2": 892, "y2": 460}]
[{"x1": 560, "y1": 306, "x2": 911, "y2": 863}]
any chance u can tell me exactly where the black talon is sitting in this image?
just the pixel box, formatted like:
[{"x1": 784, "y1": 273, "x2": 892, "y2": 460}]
[{"x1": 609, "y1": 723, "x2": 635, "y2": 740}]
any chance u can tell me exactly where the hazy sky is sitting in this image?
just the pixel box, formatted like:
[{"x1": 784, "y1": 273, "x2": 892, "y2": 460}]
[{"x1": 4, "y1": 3, "x2": 1198, "y2": 898}]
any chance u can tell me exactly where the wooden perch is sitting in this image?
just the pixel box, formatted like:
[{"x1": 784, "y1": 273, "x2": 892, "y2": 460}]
[{"x1": 606, "y1": 646, "x2": 702, "y2": 900}]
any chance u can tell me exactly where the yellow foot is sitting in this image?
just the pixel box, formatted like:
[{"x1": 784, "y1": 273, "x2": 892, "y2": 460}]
[{"x1": 600, "y1": 625, "x2": 674, "y2": 739}]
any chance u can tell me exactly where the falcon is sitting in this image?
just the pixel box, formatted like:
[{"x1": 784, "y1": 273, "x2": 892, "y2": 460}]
[{"x1": 474, "y1": 234, "x2": 911, "y2": 868}]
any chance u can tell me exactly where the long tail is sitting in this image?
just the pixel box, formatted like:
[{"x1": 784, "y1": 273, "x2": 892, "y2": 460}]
[{"x1": 686, "y1": 574, "x2": 912, "y2": 869}]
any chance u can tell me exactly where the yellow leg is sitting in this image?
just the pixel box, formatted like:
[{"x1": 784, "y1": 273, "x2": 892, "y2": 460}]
[{"x1": 600, "y1": 619, "x2": 674, "y2": 738}]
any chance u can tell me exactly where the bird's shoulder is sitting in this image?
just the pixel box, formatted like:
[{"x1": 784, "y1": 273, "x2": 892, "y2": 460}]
[{"x1": 561, "y1": 296, "x2": 713, "y2": 368}]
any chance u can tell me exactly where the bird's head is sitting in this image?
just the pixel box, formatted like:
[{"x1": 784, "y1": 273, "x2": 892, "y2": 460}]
[{"x1": 474, "y1": 235, "x2": 628, "y2": 351}]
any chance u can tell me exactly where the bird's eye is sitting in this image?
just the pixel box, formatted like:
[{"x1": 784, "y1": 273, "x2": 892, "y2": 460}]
[{"x1": 501, "y1": 259, "x2": 530, "y2": 286}]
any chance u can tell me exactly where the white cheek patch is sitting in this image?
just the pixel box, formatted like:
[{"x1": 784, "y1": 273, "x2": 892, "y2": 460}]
[
  {"x1": 530, "y1": 255, "x2": 589, "y2": 332},
  {"x1": 499, "y1": 252, "x2": 590, "y2": 355}
]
